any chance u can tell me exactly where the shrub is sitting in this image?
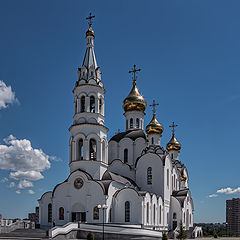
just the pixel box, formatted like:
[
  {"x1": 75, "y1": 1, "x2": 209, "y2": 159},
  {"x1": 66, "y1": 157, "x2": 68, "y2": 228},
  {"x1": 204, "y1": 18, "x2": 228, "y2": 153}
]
[
  {"x1": 214, "y1": 233, "x2": 218, "y2": 238},
  {"x1": 162, "y1": 232, "x2": 168, "y2": 240},
  {"x1": 87, "y1": 232, "x2": 94, "y2": 240}
]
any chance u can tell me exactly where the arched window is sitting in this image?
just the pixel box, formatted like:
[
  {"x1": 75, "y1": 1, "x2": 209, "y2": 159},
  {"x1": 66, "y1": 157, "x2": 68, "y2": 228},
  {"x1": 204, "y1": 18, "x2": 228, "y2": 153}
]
[
  {"x1": 153, "y1": 204, "x2": 156, "y2": 225},
  {"x1": 102, "y1": 141, "x2": 106, "y2": 162},
  {"x1": 48, "y1": 203, "x2": 52, "y2": 223},
  {"x1": 81, "y1": 96, "x2": 85, "y2": 112},
  {"x1": 184, "y1": 212, "x2": 186, "y2": 223},
  {"x1": 159, "y1": 205, "x2": 162, "y2": 224},
  {"x1": 125, "y1": 201, "x2": 130, "y2": 222},
  {"x1": 124, "y1": 149, "x2": 128, "y2": 163},
  {"x1": 75, "y1": 100, "x2": 77, "y2": 114},
  {"x1": 93, "y1": 206, "x2": 99, "y2": 220},
  {"x1": 167, "y1": 212, "x2": 169, "y2": 225},
  {"x1": 173, "y1": 212, "x2": 177, "y2": 219},
  {"x1": 99, "y1": 98, "x2": 103, "y2": 114},
  {"x1": 167, "y1": 169, "x2": 169, "y2": 188},
  {"x1": 147, "y1": 202, "x2": 149, "y2": 224},
  {"x1": 141, "y1": 119, "x2": 143, "y2": 129},
  {"x1": 151, "y1": 137, "x2": 154, "y2": 145},
  {"x1": 79, "y1": 139, "x2": 83, "y2": 160},
  {"x1": 174, "y1": 175, "x2": 176, "y2": 189},
  {"x1": 171, "y1": 153, "x2": 173, "y2": 159},
  {"x1": 89, "y1": 139, "x2": 97, "y2": 160},
  {"x1": 90, "y1": 96, "x2": 95, "y2": 113},
  {"x1": 147, "y1": 167, "x2": 152, "y2": 185},
  {"x1": 59, "y1": 207, "x2": 64, "y2": 220},
  {"x1": 130, "y1": 118, "x2": 133, "y2": 128},
  {"x1": 172, "y1": 175, "x2": 173, "y2": 190},
  {"x1": 136, "y1": 118, "x2": 139, "y2": 128},
  {"x1": 190, "y1": 213, "x2": 191, "y2": 224},
  {"x1": 126, "y1": 120, "x2": 128, "y2": 129}
]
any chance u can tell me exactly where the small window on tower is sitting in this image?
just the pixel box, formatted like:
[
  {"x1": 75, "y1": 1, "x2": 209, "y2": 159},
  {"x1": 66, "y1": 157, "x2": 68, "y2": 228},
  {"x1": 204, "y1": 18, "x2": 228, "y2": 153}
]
[
  {"x1": 89, "y1": 138, "x2": 97, "y2": 160},
  {"x1": 147, "y1": 167, "x2": 152, "y2": 185},
  {"x1": 151, "y1": 137, "x2": 154, "y2": 145},
  {"x1": 90, "y1": 96, "x2": 95, "y2": 113},
  {"x1": 130, "y1": 118, "x2": 133, "y2": 128},
  {"x1": 99, "y1": 98, "x2": 103, "y2": 114},
  {"x1": 81, "y1": 96, "x2": 85, "y2": 112},
  {"x1": 124, "y1": 149, "x2": 128, "y2": 163},
  {"x1": 126, "y1": 120, "x2": 128, "y2": 129},
  {"x1": 136, "y1": 118, "x2": 139, "y2": 128}
]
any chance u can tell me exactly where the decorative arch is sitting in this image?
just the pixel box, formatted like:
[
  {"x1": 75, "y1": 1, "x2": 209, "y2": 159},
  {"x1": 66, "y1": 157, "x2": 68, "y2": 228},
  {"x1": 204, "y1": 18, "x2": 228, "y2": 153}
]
[{"x1": 90, "y1": 96, "x2": 95, "y2": 113}]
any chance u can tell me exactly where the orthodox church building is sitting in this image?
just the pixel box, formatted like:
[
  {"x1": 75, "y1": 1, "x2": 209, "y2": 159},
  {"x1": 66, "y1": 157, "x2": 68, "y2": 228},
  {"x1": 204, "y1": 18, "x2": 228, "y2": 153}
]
[{"x1": 38, "y1": 17, "x2": 194, "y2": 235}]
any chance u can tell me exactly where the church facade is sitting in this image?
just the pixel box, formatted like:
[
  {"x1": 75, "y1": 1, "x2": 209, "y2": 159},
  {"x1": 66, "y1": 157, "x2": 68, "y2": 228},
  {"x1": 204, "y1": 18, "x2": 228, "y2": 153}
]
[{"x1": 38, "y1": 19, "x2": 194, "y2": 234}]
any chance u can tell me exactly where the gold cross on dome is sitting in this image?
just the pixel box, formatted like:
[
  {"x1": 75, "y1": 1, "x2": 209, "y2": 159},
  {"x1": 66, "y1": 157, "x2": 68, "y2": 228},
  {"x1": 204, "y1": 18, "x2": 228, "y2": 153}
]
[
  {"x1": 169, "y1": 121, "x2": 178, "y2": 134},
  {"x1": 129, "y1": 64, "x2": 142, "y2": 83},
  {"x1": 149, "y1": 100, "x2": 159, "y2": 114},
  {"x1": 86, "y1": 13, "x2": 95, "y2": 27}
]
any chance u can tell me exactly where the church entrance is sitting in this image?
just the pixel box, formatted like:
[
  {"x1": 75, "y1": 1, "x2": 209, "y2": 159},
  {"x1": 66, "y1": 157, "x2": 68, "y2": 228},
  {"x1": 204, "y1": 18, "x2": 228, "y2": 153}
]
[
  {"x1": 72, "y1": 212, "x2": 86, "y2": 222},
  {"x1": 172, "y1": 221, "x2": 177, "y2": 230}
]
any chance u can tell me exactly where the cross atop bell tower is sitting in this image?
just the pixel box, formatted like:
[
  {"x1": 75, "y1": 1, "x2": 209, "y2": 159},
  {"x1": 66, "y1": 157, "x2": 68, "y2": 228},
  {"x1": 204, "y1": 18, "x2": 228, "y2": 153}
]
[
  {"x1": 86, "y1": 13, "x2": 95, "y2": 27},
  {"x1": 149, "y1": 100, "x2": 159, "y2": 115},
  {"x1": 129, "y1": 64, "x2": 142, "y2": 85}
]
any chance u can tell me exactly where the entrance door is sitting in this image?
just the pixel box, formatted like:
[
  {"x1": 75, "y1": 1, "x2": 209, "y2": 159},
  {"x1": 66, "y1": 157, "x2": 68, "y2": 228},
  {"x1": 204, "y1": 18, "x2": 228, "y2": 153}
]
[
  {"x1": 72, "y1": 212, "x2": 86, "y2": 222},
  {"x1": 172, "y1": 221, "x2": 177, "y2": 230}
]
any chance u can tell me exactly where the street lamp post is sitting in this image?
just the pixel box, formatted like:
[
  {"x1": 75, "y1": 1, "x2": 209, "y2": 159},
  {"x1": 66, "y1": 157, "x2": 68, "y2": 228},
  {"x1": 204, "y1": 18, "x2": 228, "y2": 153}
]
[{"x1": 98, "y1": 204, "x2": 108, "y2": 240}]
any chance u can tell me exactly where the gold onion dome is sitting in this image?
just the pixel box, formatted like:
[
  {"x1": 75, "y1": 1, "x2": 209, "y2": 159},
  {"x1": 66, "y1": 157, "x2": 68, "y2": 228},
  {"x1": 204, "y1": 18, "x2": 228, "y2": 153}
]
[
  {"x1": 86, "y1": 26, "x2": 95, "y2": 38},
  {"x1": 145, "y1": 113, "x2": 163, "y2": 135},
  {"x1": 166, "y1": 133, "x2": 181, "y2": 151},
  {"x1": 123, "y1": 81, "x2": 146, "y2": 112}
]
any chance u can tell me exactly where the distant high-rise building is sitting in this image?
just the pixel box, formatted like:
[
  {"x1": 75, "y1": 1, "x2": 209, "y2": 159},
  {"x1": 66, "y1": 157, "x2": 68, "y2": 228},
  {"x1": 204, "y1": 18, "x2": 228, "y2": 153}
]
[{"x1": 226, "y1": 198, "x2": 240, "y2": 236}]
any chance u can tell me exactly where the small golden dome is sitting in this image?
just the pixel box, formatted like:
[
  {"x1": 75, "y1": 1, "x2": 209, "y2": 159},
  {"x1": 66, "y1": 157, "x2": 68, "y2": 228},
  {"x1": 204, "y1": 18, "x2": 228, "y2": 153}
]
[
  {"x1": 180, "y1": 170, "x2": 187, "y2": 181},
  {"x1": 166, "y1": 133, "x2": 181, "y2": 151},
  {"x1": 86, "y1": 26, "x2": 95, "y2": 38},
  {"x1": 122, "y1": 81, "x2": 146, "y2": 112},
  {"x1": 145, "y1": 113, "x2": 163, "y2": 135}
]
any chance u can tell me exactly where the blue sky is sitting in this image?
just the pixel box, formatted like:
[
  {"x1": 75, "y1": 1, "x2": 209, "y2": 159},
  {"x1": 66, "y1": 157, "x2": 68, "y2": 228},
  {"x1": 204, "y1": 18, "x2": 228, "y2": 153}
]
[{"x1": 0, "y1": 0, "x2": 240, "y2": 223}]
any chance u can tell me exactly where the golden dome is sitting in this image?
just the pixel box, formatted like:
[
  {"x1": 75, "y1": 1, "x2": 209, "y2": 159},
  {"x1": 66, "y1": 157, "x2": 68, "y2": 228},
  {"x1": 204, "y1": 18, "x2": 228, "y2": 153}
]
[
  {"x1": 145, "y1": 113, "x2": 163, "y2": 135},
  {"x1": 86, "y1": 26, "x2": 95, "y2": 38},
  {"x1": 166, "y1": 133, "x2": 181, "y2": 151},
  {"x1": 122, "y1": 81, "x2": 146, "y2": 112}
]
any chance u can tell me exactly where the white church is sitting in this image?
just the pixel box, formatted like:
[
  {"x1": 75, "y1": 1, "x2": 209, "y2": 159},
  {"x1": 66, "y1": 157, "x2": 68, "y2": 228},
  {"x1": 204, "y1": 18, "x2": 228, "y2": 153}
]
[{"x1": 38, "y1": 15, "x2": 194, "y2": 237}]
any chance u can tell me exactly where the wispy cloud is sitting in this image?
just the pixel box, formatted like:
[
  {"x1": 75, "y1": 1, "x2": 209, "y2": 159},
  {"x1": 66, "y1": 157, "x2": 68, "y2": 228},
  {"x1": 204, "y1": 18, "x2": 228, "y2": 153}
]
[
  {"x1": 0, "y1": 177, "x2": 8, "y2": 183},
  {"x1": 217, "y1": 187, "x2": 240, "y2": 195},
  {"x1": 16, "y1": 190, "x2": 21, "y2": 194},
  {"x1": 9, "y1": 182, "x2": 15, "y2": 188},
  {"x1": 209, "y1": 194, "x2": 218, "y2": 198},
  {"x1": 28, "y1": 189, "x2": 35, "y2": 195},
  {"x1": 0, "y1": 80, "x2": 18, "y2": 109},
  {"x1": 18, "y1": 180, "x2": 33, "y2": 189}
]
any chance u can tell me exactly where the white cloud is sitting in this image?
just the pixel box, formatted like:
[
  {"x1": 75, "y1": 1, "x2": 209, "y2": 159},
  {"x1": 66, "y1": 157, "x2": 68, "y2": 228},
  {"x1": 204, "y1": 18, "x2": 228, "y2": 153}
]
[
  {"x1": 0, "y1": 177, "x2": 8, "y2": 183},
  {"x1": 209, "y1": 194, "x2": 218, "y2": 198},
  {"x1": 18, "y1": 180, "x2": 33, "y2": 189},
  {"x1": 16, "y1": 190, "x2": 21, "y2": 194},
  {"x1": 10, "y1": 171, "x2": 44, "y2": 181},
  {"x1": 0, "y1": 135, "x2": 51, "y2": 180},
  {"x1": 9, "y1": 182, "x2": 15, "y2": 188},
  {"x1": 0, "y1": 80, "x2": 18, "y2": 109},
  {"x1": 28, "y1": 190, "x2": 35, "y2": 195},
  {"x1": 217, "y1": 187, "x2": 240, "y2": 195}
]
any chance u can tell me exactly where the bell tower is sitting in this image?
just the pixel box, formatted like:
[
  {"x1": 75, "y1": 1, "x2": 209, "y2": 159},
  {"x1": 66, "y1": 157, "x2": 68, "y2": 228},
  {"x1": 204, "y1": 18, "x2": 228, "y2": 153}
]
[{"x1": 69, "y1": 13, "x2": 108, "y2": 179}]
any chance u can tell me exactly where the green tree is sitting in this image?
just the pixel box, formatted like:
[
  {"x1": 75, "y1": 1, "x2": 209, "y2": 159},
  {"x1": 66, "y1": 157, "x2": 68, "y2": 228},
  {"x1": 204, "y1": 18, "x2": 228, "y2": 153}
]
[
  {"x1": 177, "y1": 222, "x2": 187, "y2": 240},
  {"x1": 87, "y1": 232, "x2": 94, "y2": 240},
  {"x1": 162, "y1": 232, "x2": 168, "y2": 240}
]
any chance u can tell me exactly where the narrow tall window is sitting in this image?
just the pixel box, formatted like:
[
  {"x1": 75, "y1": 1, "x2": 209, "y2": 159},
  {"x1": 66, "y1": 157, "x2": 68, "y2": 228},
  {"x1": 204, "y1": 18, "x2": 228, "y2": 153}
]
[
  {"x1": 79, "y1": 139, "x2": 83, "y2": 160},
  {"x1": 99, "y1": 98, "x2": 103, "y2": 114},
  {"x1": 167, "y1": 169, "x2": 169, "y2": 188},
  {"x1": 102, "y1": 140, "x2": 106, "y2": 162},
  {"x1": 172, "y1": 176, "x2": 173, "y2": 190},
  {"x1": 124, "y1": 149, "x2": 128, "y2": 163},
  {"x1": 167, "y1": 212, "x2": 169, "y2": 224},
  {"x1": 147, "y1": 202, "x2": 149, "y2": 224},
  {"x1": 48, "y1": 203, "x2": 52, "y2": 223},
  {"x1": 93, "y1": 206, "x2": 99, "y2": 220},
  {"x1": 89, "y1": 139, "x2": 97, "y2": 160},
  {"x1": 159, "y1": 205, "x2": 162, "y2": 224},
  {"x1": 126, "y1": 120, "x2": 128, "y2": 130},
  {"x1": 153, "y1": 204, "x2": 156, "y2": 225},
  {"x1": 184, "y1": 212, "x2": 185, "y2": 223},
  {"x1": 81, "y1": 96, "x2": 85, "y2": 112},
  {"x1": 130, "y1": 118, "x2": 133, "y2": 128},
  {"x1": 151, "y1": 137, "x2": 154, "y2": 145},
  {"x1": 125, "y1": 201, "x2": 130, "y2": 222},
  {"x1": 173, "y1": 212, "x2": 177, "y2": 219},
  {"x1": 90, "y1": 96, "x2": 95, "y2": 113},
  {"x1": 147, "y1": 167, "x2": 152, "y2": 185},
  {"x1": 136, "y1": 118, "x2": 139, "y2": 128},
  {"x1": 59, "y1": 207, "x2": 64, "y2": 220},
  {"x1": 75, "y1": 100, "x2": 77, "y2": 114},
  {"x1": 190, "y1": 214, "x2": 191, "y2": 224}
]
